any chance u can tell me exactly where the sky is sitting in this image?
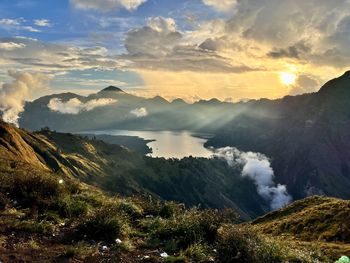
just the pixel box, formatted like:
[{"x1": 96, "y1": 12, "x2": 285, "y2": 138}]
[{"x1": 1, "y1": 0, "x2": 350, "y2": 102}]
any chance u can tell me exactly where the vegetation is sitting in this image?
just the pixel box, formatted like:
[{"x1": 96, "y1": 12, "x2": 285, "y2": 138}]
[
  {"x1": 0, "y1": 159, "x2": 334, "y2": 262},
  {"x1": 0, "y1": 120, "x2": 349, "y2": 262}
]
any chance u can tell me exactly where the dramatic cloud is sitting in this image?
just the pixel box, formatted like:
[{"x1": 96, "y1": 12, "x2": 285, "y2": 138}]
[
  {"x1": 34, "y1": 19, "x2": 51, "y2": 27},
  {"x1": 130, "y1": 107, "x2": 148, "y2": 118},
  {"x1": 124, "y1": 16, "x2": 252, "y2": 73},
  {"x1": 214, "y1": 147, "x2": 292, "y2": 210},
  {"x1": 48, "y1": 98, "x2": 117, "y2": 114},
  {"x1": 221, "y1": 0, "x2": 350, "y2": 68},
  {"x1": 129, "y1": 0, "x2": 350, "y2": 76},
  {"x1": 0, "y1": 71, "x2": 49, "y2": 126},
  {"x1": 202, "y1": 0, "x2": 237, "y2": 12},
  {"x1": 70, "y1": 0, "x2": 147, "y2": 12}
]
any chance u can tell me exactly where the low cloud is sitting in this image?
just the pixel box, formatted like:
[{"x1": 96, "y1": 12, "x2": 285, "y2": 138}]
[
  {"x1": 70, "y1": 0, "x2": 147, "y2": 12},
  {"x1": 214, "y1": 147, "x2": 292, "y2": 210},
  {"x1": 130, "y1": 107, "x2": 148, "y2": 118},
  {"x1": 0, "y1": 70, "x2": 49, "y2": 126},
  {"x1": 48, "y1": 98, "x2": 117, "y2": 114},
  {"x1": 34, "y1": 19, "x2": 51, "y2": 27}
]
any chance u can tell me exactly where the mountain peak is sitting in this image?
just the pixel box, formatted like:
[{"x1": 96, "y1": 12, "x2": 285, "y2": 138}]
[
  {"x1": 99, "y1": 86, "x2": 124, "y2": 93},
  {"x1": 318, "y1": 70, "x2": 350, "y2": 94}
]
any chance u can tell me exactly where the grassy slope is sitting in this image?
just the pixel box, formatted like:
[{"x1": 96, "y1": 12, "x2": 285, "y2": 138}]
[{"x1": 252, "y1": 196, "x2": 350, "y2": 260}]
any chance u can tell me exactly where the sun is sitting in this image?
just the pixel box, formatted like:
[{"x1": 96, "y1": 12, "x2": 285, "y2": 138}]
[{"x1": 280, "y1": 72, "x2": 297, "y2": 86}]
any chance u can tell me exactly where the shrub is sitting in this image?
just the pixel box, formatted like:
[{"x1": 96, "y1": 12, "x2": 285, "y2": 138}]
[
  {"x1": 59, "y1": 197, "x2": 89, "y2": 219},
  {"x1": 14, "y1": 219, "x2": 54, "y2": 235},
  {"x1": 77, "y1": 204, "x2": 129, "y2": 242},
  {"x1": 0, "y1": 170, "x2": 64, "y2": 210},
  {"x1": 142, "y1": 199, "x2": 184, "y2": 218},
  {"x1": 164, "y1": 255, "x2": 188, "y2": 263},
  {"x1": 159, "y1": 202, "x2": 184, "y2": 219},
  {"x1": 185, "y1": 243, "x2": 213, "y2": 263},
  {"x1": 0, "y1": 193, "x2": 8, "y2": 210},
  {"x1": 147, "y1": 208, "x2": 224, "y2": 251},
  {"x1": 117, "y1": 200, "x2": 143, "y2": 220},
  {"x1": 215, "y1": 225, "x2": 323, "y2": 263}
]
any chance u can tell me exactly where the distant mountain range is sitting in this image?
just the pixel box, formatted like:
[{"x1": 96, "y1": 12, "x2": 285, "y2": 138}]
[{"x1": 19, "y1": 72, "x2": 350, "y2": 203}]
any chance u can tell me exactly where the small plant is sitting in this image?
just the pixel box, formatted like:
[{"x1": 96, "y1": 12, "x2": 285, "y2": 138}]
[
  {"x1": 117, "y1": 200, "x2": 143, "y2": 220},
  {"x1": 77, "y1": 204, "x2": 129, "y2": 242},
  {"x1": 185, "y1": 243, "x2": 212, "y2": 263},
  {"x1": 164, "y1": 255, "x2": 188, "y2": 263},
  {"x1": 59, "y1": 197, "x2": 89, "y2": 219}
]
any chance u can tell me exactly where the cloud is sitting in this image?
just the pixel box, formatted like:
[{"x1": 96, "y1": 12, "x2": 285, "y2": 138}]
[
  {"x1": 224, "y1": 0, "x2": 350, "y2": 67},
  {"x1": 130, "y1": 107, "x2": 148, "y2": 118},
  {"x1": 0, "y1": 37, "x2": 125, "y2": 73},
  {"x1": 34, "y1": 19, "x2": 51, "y2": 27},
  {"x1": 267, "y1": 42, "x2": 312, "y2": 60},
  {"x1": 147, "y1": 17, "x2": 177, "y2": 33},
  {"x1": 288, "y1": 74, "x2": 320, "y2": 95},
  {"x1": 125, "y1": 16, "x2": 181, "y2": 57},
  {"x1": 0, "y1": 18, "x2": 41, "y2": 32},
  {"x1": 0, "y1": 18, "x2": 22, "y2": 26},
  {"x1": 214, "y1": 147, "x2": 292, "y2": 210},
  {"x1": 0, "y1": 70, "x2": 50, "y2": 126},
  {"x1": 202, "y1": 0, "x2": 237, "y2": 12},
  {"x1": 0, "y1": 41, "x2": 26, "y2": 50},
  {"x1": 123, "y1": 17, "x2": 254, "y2": 73},
  {"x1": 70, "y1": 0, "x2": 147, "y2": 12},
  {"x1": 48, "y1": 98, "x2": 117, "y2": 114}
]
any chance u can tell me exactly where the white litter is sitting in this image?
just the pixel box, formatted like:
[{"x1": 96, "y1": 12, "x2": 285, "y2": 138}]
[
  {"x1": 115, "y1": 238, "x2": 122, "y2": 244},
  {"x1": 160, "y1": 252, "x2": 169, "y2": 258}
]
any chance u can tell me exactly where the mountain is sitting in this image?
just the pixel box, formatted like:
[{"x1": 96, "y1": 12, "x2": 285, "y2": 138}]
[
  {"x1": 17, "y1": 71, "x2": 350, "y2": 203},
  {"x1": 19, "y1": 87, "x2": 245, "y2": 132},
  {"x1": 0, "y1": 120, "x2": 268, "y2": 219},
  {"x1": 0, "y1": 120, "x2": 342, "y2": 262},
  {"x1": 206, "y1": 71, "x2": 350, "y2": 200},
  {"x1": 99, "y1": 86, "x2": 125, "y2": 93}
]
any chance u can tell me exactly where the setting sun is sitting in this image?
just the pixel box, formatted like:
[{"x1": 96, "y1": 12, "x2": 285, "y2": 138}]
[{"x1": 280, "y1": 72, "x2": 297, "y2": 86}]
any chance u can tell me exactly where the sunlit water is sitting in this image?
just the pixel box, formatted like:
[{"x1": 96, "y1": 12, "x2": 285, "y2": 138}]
[{"x1": 86, "y1": 130, "x2": 214, "y2": 159}]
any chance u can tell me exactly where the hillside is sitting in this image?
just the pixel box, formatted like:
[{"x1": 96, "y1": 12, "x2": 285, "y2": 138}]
[
  {"x1": 0, "y1": 162, "x2": 332, "y2": 263},
  {"x1": 0, "y1": 121, "x2": 338, "y2": 262},
  {"x1": 0, "y1": 120, "x2": 268, "y2": 220},
  {"x1": 252, "y1": 196, "x2": 350, "y2": 259}
]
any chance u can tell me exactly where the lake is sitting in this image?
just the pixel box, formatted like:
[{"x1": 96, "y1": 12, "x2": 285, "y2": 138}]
[{"x1": 86, "y1": 130, "x2": 214, "y2": 159}]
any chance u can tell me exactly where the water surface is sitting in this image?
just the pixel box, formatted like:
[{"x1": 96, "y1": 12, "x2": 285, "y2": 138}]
[{"x1": 87, "y1": 130, "x2": 213, "y2": 159}]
